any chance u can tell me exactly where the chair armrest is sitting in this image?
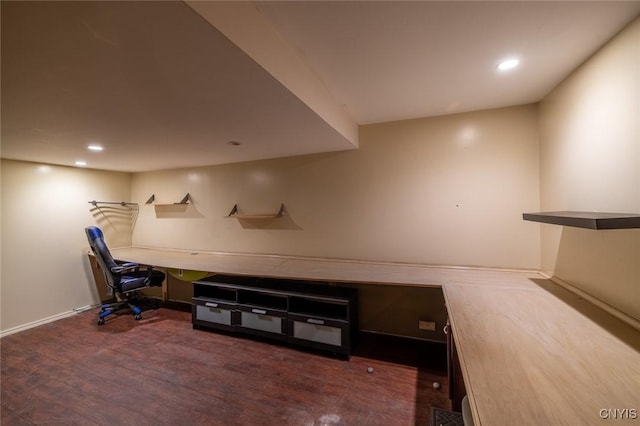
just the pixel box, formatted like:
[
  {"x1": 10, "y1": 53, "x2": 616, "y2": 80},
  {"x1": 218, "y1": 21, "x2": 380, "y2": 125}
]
[{"x1": 110, "y1": 263, "x2": 140, "y2": 274}]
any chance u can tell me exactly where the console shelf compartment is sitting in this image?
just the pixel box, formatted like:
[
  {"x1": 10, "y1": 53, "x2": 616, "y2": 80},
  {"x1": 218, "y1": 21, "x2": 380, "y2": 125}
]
[
  {"x1": 289, "y1": 296, "x2": 349, "y2": 321},
  {"x1": 192, "y1": 275, "x2": 358, "y2": 358},
  {"x1": 522, "y1": 211, "x2": 640, "y2": 230},
  {"x1": 237, "y1": 290, "x2": 288, "y2": 311}
]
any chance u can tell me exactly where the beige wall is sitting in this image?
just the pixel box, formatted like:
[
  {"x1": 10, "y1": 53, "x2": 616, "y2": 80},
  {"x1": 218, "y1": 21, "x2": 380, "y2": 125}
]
[
  {"x1": 539, "y1": 17, "x2": 640, "y2": 321},
  {"x1": 132, "y1": 104, "x2": 540, "y2": 270},
  {"x1": 0, "y1": 105, "x2": 540, "y2": 338},
  {"x1": 131, "y1": 105, "x2": 540, "y2": 340},
  {"x1": 0, "y1": 159, "x2": 131, "y2": 333}
]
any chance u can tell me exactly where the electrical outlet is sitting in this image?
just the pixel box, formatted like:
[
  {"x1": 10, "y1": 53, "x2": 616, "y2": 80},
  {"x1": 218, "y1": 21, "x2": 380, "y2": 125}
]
[{"x1": 418, "y1": 320, "x2": 436, "y2": 331}]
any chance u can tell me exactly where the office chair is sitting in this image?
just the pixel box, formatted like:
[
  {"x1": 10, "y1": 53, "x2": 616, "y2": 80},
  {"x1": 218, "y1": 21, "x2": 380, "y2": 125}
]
[{"x1": 85, "y1": 226, "x2": 165, "y2": 325}]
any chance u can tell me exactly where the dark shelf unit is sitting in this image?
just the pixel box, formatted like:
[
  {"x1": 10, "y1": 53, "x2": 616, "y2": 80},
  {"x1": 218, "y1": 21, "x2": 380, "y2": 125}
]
[
  {"x1": 523, "y1": 211, "x2": 640, "y2": 230},
  {"x1": 192, "y1": 275, "x2": 358, "y2": 358}
]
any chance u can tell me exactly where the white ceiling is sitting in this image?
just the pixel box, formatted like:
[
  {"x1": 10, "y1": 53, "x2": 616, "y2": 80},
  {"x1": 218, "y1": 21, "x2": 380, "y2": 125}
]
[
  {"x1": 255, "y1": 1, "x2": 640, "y2": 124},
  {"x1": 2, "y1": 1, "x2": 639, "y2": 172}
]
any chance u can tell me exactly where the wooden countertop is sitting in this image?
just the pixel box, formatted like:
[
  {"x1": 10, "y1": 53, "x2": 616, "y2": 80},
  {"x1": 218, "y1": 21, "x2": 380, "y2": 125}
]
[
  {"x1": 109, "y1": 246, "x2": 538, "y2": 288},
  {"x1": 443, "y1": 277, "x2": 640, "y2": 426},
  {"x1": 109, "y1": 246, "x2": 640, "y2": 425}
]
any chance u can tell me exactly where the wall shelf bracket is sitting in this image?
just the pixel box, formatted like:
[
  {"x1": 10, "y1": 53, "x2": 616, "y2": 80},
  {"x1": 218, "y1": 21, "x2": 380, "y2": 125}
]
[
  {"x1": 227, "y1": 203, "x2": 286, "y2": 219},
  {"x1": 176, "y1": 193, "x2": 191, "y2": 205},
  {"x1": 151, "y1": 193, "x2": 191, "y2": 207}
]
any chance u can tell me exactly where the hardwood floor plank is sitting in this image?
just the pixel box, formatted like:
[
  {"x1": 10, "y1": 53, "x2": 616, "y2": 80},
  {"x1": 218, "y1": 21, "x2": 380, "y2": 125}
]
[
  {"x1": 0, "y1": 404, "x2": 37, "y2": 426},
  {"x1": 2, "y1": 308, "x2": 448, "y2": 425}
]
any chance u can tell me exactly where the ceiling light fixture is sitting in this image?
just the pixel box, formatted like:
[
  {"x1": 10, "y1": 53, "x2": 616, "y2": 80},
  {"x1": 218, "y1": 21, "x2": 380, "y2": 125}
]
[
  {"x1": 87, "y1": 144, "x2": 103, "y2": 152},
  {"x1": 497, "y1": 58, "x2": 520, "y2": 71},
  {"x1": 74, "y1": 160, "x2": 87, "y2": 167}
]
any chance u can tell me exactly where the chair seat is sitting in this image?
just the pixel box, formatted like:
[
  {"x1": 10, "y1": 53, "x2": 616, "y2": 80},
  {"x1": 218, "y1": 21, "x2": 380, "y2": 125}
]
[{"x1": 120, "y1": 276, "x2": 149, "y2": 292}]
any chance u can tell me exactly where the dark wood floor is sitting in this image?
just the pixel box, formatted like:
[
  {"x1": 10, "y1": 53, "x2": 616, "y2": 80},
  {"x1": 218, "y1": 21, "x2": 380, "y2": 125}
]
[{"x1": 1, "y1": 306, "x2": 450, "y2": 425}]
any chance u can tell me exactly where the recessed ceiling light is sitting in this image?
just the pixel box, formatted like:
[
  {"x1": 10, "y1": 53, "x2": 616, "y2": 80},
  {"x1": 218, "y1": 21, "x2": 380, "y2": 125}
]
[
  {"x1": 87, "y1": 144, "x2": 103, "y2": 152},
  {"x1": 74, "y1": 160, "x2": 87, "y2": 167},
  {"x1": 497, "y1": 58, "x2": 520, "y2": 71}
]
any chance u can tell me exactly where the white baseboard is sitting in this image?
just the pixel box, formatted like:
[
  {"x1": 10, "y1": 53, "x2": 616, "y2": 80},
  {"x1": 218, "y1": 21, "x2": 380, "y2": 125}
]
[{"x1": 0, "y1": 304, "x2": 97, "y2": 338}]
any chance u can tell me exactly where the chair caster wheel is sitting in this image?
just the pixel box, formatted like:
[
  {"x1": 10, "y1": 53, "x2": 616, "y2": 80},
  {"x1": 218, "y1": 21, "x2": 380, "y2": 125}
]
[
  {"x1": 97, "y1": 318, "x2": 105, "y2": 325},
  {"x1": 134, "y1": 314, "x2": 142, "y2": 321}
]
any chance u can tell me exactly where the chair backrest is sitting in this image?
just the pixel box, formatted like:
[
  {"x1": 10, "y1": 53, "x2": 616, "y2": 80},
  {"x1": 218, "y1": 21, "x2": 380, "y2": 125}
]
[{"x1": 85, "y1": 226, "x2": 120, "y2": 290}]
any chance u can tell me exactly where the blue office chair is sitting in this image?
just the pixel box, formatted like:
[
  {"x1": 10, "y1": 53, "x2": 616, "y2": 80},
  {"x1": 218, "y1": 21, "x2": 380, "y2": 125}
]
[{"x1": 85, "y1": 226, "x2": 165, "y2": 325}]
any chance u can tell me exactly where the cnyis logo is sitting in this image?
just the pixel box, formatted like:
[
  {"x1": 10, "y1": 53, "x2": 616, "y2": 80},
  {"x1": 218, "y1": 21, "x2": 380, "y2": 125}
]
[{"x1": 599, "y1": 408, "x2": 638, "y2": 420}]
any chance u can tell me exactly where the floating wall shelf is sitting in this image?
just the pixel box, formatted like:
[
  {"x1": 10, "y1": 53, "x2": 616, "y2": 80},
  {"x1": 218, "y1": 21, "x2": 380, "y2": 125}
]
[
  {"x1": 523, "y1": 211, "x2": 640, "y2": 230},
  {"x1": 226, "y1": 203, "x2": 286, "y2": 219},
  {"x1": 148, "y1": 193, "x2": 191, "y2": 206}
]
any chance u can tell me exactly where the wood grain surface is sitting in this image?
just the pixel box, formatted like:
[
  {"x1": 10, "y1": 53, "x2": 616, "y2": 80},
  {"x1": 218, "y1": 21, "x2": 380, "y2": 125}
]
[
  {"x1": 444, "y1": 277, "x2": 640, "y2": 425},
  {"x1": 1, "y1": 308, "x2": 449, "y2": 425},
  {"x1": 109, "y1": 246, "x2": 539, "y2": 287}
]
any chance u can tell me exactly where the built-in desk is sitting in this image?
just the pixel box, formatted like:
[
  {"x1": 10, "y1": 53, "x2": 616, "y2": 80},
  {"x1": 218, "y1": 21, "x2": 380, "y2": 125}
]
[
  {"x1": 103, "y1": 247, "x2": 640, "y2": 425},
  {"x1": 108, "y1": 246, "x2": 537, "y2": 287},
  {"x1": 444, "y1": 277, "x2": 640, "y2": 425},
  {"x1": 107, "y1": 246, "x2": 537, "y2": 312}
]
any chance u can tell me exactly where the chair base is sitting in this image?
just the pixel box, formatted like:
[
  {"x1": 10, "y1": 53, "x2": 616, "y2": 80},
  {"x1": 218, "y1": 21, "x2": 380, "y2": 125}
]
[{"x1": 97, "y1": 294, "x2": 160, "y2": 325}]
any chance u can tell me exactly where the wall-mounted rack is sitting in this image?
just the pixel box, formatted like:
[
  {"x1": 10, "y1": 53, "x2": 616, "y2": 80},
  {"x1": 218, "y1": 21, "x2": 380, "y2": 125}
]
[
  {"x1": 226, "y1": 203, "x2": 286, "y2": 219},
  {"x1": 523, "y1": 211, "x2": 640, "y2": 230},
  {"x1": 148, "y1": 193, "x2": 191, "y2": 206},
  {"x1": 88, "y1": 200, "x2": 137, "y2": 208}
]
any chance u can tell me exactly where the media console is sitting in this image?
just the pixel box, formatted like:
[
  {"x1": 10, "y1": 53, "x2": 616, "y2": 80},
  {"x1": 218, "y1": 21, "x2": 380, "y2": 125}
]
[{"x1": 192, "y1": 274, "x2": 359, "y2": 358}]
